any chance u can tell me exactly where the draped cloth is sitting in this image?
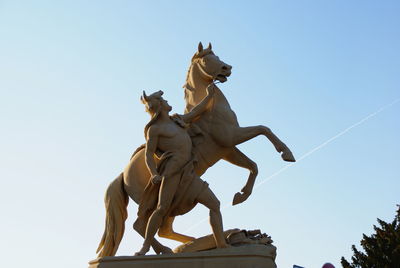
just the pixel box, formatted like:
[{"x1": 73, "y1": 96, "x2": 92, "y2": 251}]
[{"x1": 136, "y1": 144, "x2": 208, "y2": 227}]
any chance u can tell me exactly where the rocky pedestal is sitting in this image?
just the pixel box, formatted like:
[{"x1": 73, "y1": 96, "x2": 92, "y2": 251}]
[
  {"x1": 89, "y1": 244, "x2": 277, "y2": 268},
  {"x1": 89, "y1": 229, "x2": 277, "y2": 268}
]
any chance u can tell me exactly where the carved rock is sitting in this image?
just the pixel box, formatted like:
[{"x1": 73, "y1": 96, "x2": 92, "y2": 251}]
[{"x1": 174, "y1": 228, "x2": 274, "y2": 254}]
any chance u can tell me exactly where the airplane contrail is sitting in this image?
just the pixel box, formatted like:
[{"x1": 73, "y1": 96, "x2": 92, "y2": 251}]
[
  {"x1": 254, "y1": 97, "x2": 400, "y2": 189},
  {"x1": 185, "y1": 97, "x2": 400, "y2": 232}
]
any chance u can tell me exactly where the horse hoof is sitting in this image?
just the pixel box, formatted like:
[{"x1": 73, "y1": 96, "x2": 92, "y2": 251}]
[
  {"x1": 232, "y1": 192, "x2": 248, "y2": 205},
  {"x1": 160, "y1": 247, "x2": 173, "y2": 255},
  {"x1": 134, "y1": 245, "x2": 150, "y2": 256},
  {"x1": 281, "y1": 150, "x2": 296, "y2": 162}
]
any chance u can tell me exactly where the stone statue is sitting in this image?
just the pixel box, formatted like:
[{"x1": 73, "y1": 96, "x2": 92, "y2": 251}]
[
  {"x1": 183, "y1": 42, "x2": 295, "y2": 205},
  {"x1": 134, "y1": 87, "x2": 228, "y2": 255},
  {"x1": 95, "y1": 42, "x2": 295, "y2": 259}
]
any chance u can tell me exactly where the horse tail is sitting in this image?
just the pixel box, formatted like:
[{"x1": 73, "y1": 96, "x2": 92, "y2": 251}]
[{"x1": 96, "y1": 173, "x2": 129, "y2": 257}]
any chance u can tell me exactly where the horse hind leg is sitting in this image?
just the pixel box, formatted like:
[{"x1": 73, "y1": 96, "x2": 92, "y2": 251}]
[
  {"x1": 158, "y1": 216, "x2": 195, "y2": 243},
  {"x1": 133, "y1": 219, "x2": 173, "y2": 255}
]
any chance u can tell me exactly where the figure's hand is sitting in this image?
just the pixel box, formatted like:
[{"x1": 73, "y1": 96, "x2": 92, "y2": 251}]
[
  {"x1": 206, "y1": 83, "x2": 215, "y2": 96},
  {"x1": 151, "y1": 174, "x2": 162, "y2": 185}
]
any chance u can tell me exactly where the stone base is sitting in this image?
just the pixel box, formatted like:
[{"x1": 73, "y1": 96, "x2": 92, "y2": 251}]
[{"x1": 89, "y1": 244, "x2": 277, "y2": 268}]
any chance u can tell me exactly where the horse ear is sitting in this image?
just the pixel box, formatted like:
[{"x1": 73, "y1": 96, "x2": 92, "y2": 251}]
[
  {"x1": 198, "y1": 42, "x2": 203, "y2": 53},
  {"x1": 207, "y1": 42, "x2": 212, "y2": 50}
]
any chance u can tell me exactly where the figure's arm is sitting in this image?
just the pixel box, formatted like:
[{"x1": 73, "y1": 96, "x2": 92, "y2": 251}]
[
  {"x1": 145, "y1": 126, "x2": 162, "y2": 184},
  {"x1": 180, "y1": 83, "x2": 215, "y2": 123}
]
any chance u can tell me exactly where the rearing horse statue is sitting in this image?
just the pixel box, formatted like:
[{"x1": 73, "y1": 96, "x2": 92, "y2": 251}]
[
  {"x1": 183, "y1": 42, "x2": 295, "y2": 205},
  {"x1": 96, "y1": 42, "x2": 295, "y2": 258}
]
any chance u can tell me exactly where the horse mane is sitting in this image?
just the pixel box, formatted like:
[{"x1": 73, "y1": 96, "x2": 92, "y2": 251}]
[
  {"x1": 184, "y1": 48, "x2": 214, "y2": 90},
  {"x1": 191, "y1": 48, "x2": 214, "y2": 61}
]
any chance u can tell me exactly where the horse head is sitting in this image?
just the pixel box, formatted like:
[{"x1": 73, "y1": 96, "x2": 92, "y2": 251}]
[{"x1": 190, "y1": 42, "x2": 232, "y2": 84}]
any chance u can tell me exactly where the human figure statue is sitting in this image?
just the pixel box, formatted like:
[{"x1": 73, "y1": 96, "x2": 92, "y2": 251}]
[{"x1": 135, "y1": 85, "x2": 228, "y2": 255}]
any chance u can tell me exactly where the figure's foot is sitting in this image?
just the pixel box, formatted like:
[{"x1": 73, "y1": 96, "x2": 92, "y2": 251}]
[
  {"x1": 216, "y1": 243, "x2": 231, "y2": 249},
  {"x1": 134, "y1": 244, "x2": 151, "y2": 256}
]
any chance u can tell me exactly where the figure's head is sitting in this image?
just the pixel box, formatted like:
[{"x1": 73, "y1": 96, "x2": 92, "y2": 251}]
[
  {"x1": 191, "y1": 42, "x2": 232, "y2": 83},
  {"x1": 140, "y1": 90, "x2": 172, "y2": 117}
]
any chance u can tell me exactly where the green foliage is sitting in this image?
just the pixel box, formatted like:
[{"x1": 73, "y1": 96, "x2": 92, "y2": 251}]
[{"x1": 341, "y1": 205, "x2": 400, "y2": 268}]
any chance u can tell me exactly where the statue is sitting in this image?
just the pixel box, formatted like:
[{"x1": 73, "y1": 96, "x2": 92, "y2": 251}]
[
  {"x1": 95, "y1": 42, "x2": 295, "y2": 259},
  {"x1": 134, "y1": 87, "x2": 228, "y2": 255},
  {"x1": 183, "y1": 42, "x2": 295, "y2": 205}
]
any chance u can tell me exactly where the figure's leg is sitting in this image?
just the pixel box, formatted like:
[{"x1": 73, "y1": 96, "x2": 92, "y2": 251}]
[
  {"x1": 158, "y1": 216, "x2": 195, "y2": 243},
  {"x1": 133, "y1": 219, "x2": 173, "y2": 254},
  {"x1": 223, "y1": 147, "x2": 258, "y2": 205},
  {"x1": 229, "y1": 125, "x2": 295, "y2": 162},
  {"x1": 196, "y1": 187, "x2": 228, "y2": 248},
  {"x1": 135, "y1": 171, "x2": 181, "y2": 255}
]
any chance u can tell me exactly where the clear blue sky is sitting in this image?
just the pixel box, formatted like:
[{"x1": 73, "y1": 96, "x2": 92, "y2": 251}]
[{"x1": 1, "y1": 1, "x2": 399, "y2": 267}]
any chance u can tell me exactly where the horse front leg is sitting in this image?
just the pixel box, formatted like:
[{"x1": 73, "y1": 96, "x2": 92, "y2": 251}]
[
  {"x1": 223, "y1": 147, "x2": 258, "y2": 205},
  {"x1": 230, "y1": 125, "x2": 295, "y2": 162}
]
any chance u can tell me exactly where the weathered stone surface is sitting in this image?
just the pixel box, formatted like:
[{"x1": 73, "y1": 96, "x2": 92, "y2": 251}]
[{"x1": 89, "y1": 244, "x2": 277, "y2": 268}]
